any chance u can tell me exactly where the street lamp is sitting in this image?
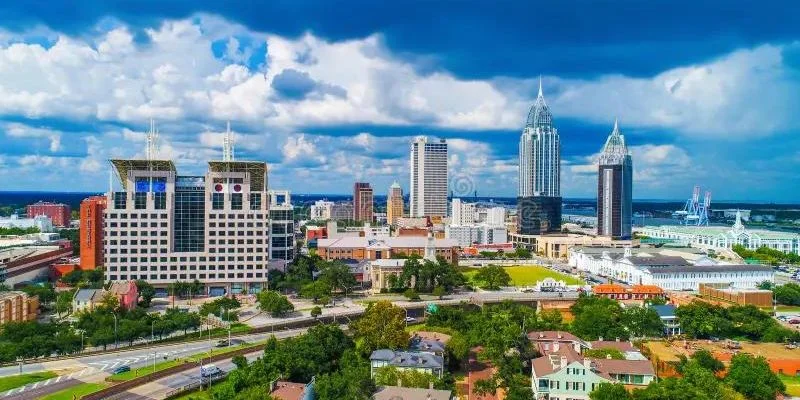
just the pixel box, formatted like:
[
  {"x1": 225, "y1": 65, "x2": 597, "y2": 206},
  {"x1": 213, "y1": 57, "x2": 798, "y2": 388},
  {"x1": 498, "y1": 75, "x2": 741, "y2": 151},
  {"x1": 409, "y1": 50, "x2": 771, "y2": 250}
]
[{"x1": 112, "y1": 313, "x2": 118, "y2": 349}]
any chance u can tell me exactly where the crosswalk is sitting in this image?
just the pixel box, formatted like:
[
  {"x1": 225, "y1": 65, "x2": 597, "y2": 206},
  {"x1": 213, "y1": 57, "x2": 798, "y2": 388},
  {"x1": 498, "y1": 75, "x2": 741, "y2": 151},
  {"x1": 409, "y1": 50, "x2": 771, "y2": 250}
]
[{"x1": 2, "y1": 345, "x2": 206, "y2": 397}]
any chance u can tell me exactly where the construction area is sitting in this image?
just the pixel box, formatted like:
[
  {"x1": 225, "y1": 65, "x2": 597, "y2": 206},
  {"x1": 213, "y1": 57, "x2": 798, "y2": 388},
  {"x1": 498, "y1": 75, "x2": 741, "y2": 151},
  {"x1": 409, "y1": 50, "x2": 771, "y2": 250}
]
[{"x1": 642, "y1": 339, "x2": 800, "y2": 379}]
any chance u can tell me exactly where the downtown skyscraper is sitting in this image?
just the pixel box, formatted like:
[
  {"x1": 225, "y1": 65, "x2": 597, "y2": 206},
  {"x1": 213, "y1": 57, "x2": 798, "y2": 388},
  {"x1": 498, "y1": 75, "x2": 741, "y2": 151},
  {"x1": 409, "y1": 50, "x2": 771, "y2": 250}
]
[
  {"x1": 518, "y1": 80, "x2": 561, "y2": 234},
  {"x1": 597, "y1": 119, "x2": 633, "y2": 239},
  {"x1": 410, "y1": 136, "x2": 448, "y2": 218}
]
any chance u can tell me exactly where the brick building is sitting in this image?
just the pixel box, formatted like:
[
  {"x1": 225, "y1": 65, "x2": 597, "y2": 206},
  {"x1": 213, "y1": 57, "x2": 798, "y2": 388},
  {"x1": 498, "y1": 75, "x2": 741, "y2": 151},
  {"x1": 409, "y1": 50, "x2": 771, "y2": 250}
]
[{"x1": 27, "y1": 201, "x2": 71, "y2": 227}]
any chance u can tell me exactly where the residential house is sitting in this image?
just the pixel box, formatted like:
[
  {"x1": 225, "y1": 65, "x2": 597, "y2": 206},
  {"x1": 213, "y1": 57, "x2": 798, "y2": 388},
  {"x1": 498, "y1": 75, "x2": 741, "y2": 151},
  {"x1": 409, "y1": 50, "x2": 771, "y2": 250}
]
[
  {"x1": 373, "y1": 386, "x2": 452, "y2": 400},
  {"x1": 369, "y1": 349, "x2": 444, "y2": 378},
  {"x1": 269, "y1": 379, "x2": 315, "y2": 400},
  {"x1": 651, "y1": 305, "x2": 682, "y2": 336},
  {"x1": 531, "y1": 347, "x2": 655, "y2": 400},
  {"x1": 108, "y1": 281, "x2": 138, "y2": 310},
  {"x1": 409, "y1": 333, "x2": 447, "y2": 358},
  {"x1": 528, "y1": 331, "x2": 591, "y2": 355},
  {"x1": 72, "y1": 289, "x2": 105, "y2": 313}
]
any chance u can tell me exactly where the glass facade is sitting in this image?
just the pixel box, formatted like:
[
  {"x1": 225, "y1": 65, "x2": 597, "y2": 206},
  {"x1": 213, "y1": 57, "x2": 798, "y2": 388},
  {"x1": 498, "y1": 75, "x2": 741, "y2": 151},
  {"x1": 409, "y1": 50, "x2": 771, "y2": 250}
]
[
  {"x1": 212, "y1": 193, "x2": 224, "y2": 210},
  {"x1": 173, "y1": 188, "x2": 205, "y2": 252},
  {"x1": 249, "y1": 193, "x2": 261, "y2": 210},
  {"x1": 134, "y1": 192, "x2": 147, "y2": 209},
  {"x1": 154, "y1": 192, "x2": 167, "y2": 209},
  {"x1": 114, "y1": 192, "x2": 127, "y2": 209},
  {"x1": 231, "y1": 193, "x2": 243, "y2": 210}
]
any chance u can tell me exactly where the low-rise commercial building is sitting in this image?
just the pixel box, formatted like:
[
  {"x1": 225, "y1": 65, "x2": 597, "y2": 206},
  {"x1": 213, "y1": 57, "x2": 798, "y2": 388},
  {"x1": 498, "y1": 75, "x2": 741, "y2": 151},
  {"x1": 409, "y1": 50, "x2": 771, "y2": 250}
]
[
  {"x1": 638, "y1": 211, "x2": 800, "y2": 255},
  {"x1": 511, "y1": 233, "x2": 635, "y2": 259},
  {"x1": 0, "y1": 215, "x2": 54, "y2": 232},
  {"x1": 0, "y1": 291, "x2": 39, "y2": 325},
  {"x1": 317, "y1": 235, "x2": 459, "y2": 263},
  {"x1": 591, "y1": 284, "x2": 665, "y2": 301},
  {"x1": 72, "y1": 288, "x2": 105, "y2": 313},
  {"x1": 698, "y1": 283, "x2": 773, "y2": 307},
  {"x1": 0, "y1": 240, "x2": 73, "y2": 286},
  {"x1": 445, "y1": 224, "x2": 507, "y2": 247}
]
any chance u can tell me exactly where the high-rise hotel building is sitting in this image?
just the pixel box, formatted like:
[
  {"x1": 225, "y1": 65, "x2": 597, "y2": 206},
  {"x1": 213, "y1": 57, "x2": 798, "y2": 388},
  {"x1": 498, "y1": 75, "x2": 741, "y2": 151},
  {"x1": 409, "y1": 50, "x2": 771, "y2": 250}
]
[
  {"x1": 597, "y1": 120, "x2": 633, "y2": 239},
  {"x1": 103, "y1": 124, "x2": 279, "y2": 295},
  {"x1": 518, "y1": 80, "x2": 561, "y2": 234},
  {"x1": 410, "y1": 137, "x2": 448, "y2": 218},
  {"x1": 353, "y1": 182, "x2": 374, "y2": 223}
]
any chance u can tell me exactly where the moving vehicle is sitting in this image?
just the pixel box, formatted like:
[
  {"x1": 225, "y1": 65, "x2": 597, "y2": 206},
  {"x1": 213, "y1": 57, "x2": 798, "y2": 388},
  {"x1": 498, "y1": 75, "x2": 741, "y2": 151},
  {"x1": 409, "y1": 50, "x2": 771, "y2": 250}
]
[
  {"x1": 216, "y1": 340, "x2": 230, "y2": 347},
  {"x1": 112, "y1": 365, "x2": 131, "y2": 375},
  {"x1": 200, "y1": 364, "x2": 223, "y2": 378}
]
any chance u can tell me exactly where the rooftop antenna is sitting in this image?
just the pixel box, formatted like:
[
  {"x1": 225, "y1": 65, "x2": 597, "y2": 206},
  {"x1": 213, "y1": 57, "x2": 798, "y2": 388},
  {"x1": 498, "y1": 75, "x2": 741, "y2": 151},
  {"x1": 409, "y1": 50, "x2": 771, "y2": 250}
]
[
  {"x1": 108, "y1": 168, "x2": 113, "y2": 194},
  {"x1": 223, "y1": 121, "x2": 235, "y2": 161},
  {"x1": 145, "y1": 119, "x2": 159, "y2": 161}
]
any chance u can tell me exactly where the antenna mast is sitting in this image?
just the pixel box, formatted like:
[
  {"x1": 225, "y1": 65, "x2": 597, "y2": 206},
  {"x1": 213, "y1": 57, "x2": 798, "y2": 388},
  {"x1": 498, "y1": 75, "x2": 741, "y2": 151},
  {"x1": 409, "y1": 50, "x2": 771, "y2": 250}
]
[{"x1": 223, "y1": 121, "x2": 235, "y2": 161}]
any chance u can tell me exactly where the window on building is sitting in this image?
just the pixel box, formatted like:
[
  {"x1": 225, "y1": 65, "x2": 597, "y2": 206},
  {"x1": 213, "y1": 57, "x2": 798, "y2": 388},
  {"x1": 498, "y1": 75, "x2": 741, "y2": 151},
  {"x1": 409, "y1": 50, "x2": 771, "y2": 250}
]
[
  {"x1": 249, "y1": 193, "x2": 261, "y2": 210},
  {"x1": 114, "y1": 192, "x2": 127, "y2": 210},
  {"x1": 212, "y1": 193, "x2": 224, "y2": 210}
]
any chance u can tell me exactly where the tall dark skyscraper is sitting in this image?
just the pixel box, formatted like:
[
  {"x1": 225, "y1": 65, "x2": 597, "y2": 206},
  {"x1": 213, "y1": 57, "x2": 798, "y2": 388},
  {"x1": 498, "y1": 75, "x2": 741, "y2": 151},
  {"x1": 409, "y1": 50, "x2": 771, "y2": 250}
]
[
  {"x1": 597, "y1": 119, "x2": 633, "y2": 239},
  {"x1": 518, "y1": 79, "x2": 561, "y2": 234}
]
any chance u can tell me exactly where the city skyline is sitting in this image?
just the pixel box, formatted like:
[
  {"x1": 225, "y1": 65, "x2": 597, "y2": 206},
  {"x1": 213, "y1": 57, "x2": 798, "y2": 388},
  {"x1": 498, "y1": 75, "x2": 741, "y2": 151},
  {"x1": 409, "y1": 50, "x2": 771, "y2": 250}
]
[{"x1": 1, "y1": 2, "x2": 800, "y2": 201}]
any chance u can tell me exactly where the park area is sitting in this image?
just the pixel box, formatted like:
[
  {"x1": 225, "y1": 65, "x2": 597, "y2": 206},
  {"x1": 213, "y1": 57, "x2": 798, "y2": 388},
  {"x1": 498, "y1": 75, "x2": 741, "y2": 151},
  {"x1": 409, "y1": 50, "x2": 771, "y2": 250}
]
[{"x1": 461, "y1": 265, "x2": 583, "y2": 287}]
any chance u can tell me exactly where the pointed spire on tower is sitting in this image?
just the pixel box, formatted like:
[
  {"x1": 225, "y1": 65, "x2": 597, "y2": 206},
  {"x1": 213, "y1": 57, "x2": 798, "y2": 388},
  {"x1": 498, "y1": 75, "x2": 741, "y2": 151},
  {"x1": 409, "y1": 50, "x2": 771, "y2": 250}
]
[
  {"x1": 612, "y1": 117, "x2": 619, "y2": 136},
  {"x1": 538, "y1": 75, "x2": 543, "y2": 98},
  {"x1": 223, "y1": 121, "x2": 235, "y2": 161},
  {"x1": 733, "y1": 209, "x2": 745, "y2": 232},
  {"x1": 108, "y1": 168, "x2": 113, "y2": 194}
]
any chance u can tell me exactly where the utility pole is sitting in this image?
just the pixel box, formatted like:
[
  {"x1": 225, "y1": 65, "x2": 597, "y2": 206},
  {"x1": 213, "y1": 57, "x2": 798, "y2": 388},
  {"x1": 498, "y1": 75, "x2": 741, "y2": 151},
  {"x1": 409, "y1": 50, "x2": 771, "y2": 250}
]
[{"x1": 113, "y1": 313, "x2": 118, "y2": 349}]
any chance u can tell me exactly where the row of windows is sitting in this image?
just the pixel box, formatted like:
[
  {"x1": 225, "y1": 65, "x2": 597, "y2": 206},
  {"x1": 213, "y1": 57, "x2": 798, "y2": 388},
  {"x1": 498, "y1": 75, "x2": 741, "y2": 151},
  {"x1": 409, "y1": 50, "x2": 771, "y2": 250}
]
[
  {"x1": 209, "y1": 214, "x2": 265, "y2": 219},
  {"x1": 108, "y1": 264, "x2": 268, "y2": 272},
  {"x1": 108, "y1": 231, "x2": 168, "y2": 237},
  {"x1": 107, "y1": 240, "x2": 167, "y2": 246},
  {"x1": 107, "y1": 255, "x2": 266, "y2": 263},
  {"x1": 208, "y1": 247, "x2": 269, "y2": 253},
  {"x1": 208, "y1": 231, "x2": 266, "y2": 237},
  {"x1": 109, "y1": 272, "x2": 266, "y2": 281},
  {"x1": 107, "y1": 248, "x2": 168, "y2": 254},
  {"x1": 108, "y1": 213, "x2": 168, "y2": 219},
  {"x1": 209, "y1": 222, "x2": 265, "y2": 228},
  {"x1": 107, "y1": 222, "x2": 168, "y2": 228}
]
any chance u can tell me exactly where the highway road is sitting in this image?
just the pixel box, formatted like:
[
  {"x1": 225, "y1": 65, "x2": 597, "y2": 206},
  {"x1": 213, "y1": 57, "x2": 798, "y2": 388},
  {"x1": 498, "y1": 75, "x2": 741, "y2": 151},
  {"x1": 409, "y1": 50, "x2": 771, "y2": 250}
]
[{"x1": 0, "y1": 328, "x2": 309, "y2": 400}]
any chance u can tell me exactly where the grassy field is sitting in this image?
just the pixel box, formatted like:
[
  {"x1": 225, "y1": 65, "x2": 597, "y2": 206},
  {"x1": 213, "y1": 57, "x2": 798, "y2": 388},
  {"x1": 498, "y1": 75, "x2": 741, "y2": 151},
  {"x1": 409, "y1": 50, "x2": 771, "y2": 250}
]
[
  {"x1": 775, "y1": 305, "x2": 800, "y2": 313},
  {"x1": 40, "y1": 382, "x2": 106, "y2": 400},
  {"x1": 462, "y1": 265, "x2": 583, "y2": 287},
  {"x1": 0, "y1": 371, "x2": 57, "y2": 392},
  {"x1": 781, "y1": 374, "x2": 800, "y2": 396}
]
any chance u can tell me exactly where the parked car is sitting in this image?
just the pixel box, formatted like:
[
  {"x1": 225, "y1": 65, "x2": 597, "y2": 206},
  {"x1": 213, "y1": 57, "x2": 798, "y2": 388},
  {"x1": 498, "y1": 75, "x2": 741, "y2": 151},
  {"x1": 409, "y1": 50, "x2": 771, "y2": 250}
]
[
  {"x1": 216, "y1": 340, "x2": 230, "y2": 347},
  {"x1": 112, "y1": 365, "x2": 131, "y2": 375},
  {"x1": 200, "y1": 364, "x2": 223, "y2": 378},
  {"x1": 404, "y1": 316, "x2": 416, "y2": 323}
]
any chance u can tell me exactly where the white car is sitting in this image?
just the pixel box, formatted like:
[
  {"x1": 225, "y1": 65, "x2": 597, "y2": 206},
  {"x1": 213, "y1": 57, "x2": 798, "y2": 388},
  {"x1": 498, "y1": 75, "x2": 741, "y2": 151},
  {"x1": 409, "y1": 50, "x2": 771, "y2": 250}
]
[{"x1": 404, "y1": 316, "x2": 416, "y2": 323}]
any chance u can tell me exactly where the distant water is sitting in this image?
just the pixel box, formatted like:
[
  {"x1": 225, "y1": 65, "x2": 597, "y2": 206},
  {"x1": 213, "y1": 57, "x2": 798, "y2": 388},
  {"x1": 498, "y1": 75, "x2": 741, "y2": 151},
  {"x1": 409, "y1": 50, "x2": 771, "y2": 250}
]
[{"x1": 1, "y1": 191, "x2": 798, "y2": 215}]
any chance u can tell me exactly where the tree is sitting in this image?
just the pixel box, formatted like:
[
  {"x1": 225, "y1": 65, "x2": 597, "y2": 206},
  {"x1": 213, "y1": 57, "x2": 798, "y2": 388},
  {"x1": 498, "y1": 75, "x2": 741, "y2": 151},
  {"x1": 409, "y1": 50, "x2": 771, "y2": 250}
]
[
  {"x1": 232, "y1": 355, "x2": 248, "y2": 370},
  {"x1": 136, "y1": 280, "x2": 156, "y2": 308},
  {"x1": 584, "y1": 348, "x2": 625, "y2": 360},
  {"x1": 300, "y1": 280, "x2": 332, "y2": 304},
  {"x1": 620, "y1": 306, "x2": 665, "y2": 338},
  {"x1": 590, "y1": 383, "x2": 632, "y2": 400},
  {"x1": 55, "y1": 289, "x2": 74, "y2": 317},
  {"x1": 757, "y1": 281, "x2": 775, "y2": 290},
  {"x1": 725, "y1": 353, "x2": 785, "y2": 400},
  {"x1": 678, "y1": 349, "x2": 724, "y2": 374},
  {"x1": 257, "y1": 291, "x2": 295, "y2": 317},
  {"x1": 374, "y1": 366, "x2": 438, "y2": 389},
  {"x1": 400, "y1": 256, "x2": 422, "y2": 290},
  {"x1": 473, "y1": 265, "x2": 511, "y2": 290},
  {"x1": 199, "y1": 297, "x2": 241, "y2": 321},
  {"x1": 403, "y1": 288, "x2": 420, "y2": 301},
  {"x1": 311, "y1": 306, "x2": 322, "y2": 319},
  {"x1": 675, "y1": 302, "x2": 732, "y2": 339},
  {"x1": 318, "y1": 261, "x2": 357, "y2": 297},
  {"x1": 314, "y1": 350, "x2": 375, "y2": 400},
  {"x1": 350, "y1": 301, "x2": 409, "y2": 353},
  {"x1": 570, "y1": 295, "x2": 628, "y2": 340},
  {"x1": 432, "y1": 286, "x2": 446, "y2": 300}
]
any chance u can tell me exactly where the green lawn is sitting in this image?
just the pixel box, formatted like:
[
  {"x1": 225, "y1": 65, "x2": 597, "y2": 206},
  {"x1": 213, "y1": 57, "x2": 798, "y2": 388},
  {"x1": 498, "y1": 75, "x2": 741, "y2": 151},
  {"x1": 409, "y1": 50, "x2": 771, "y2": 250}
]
[
  {"x1": 40, "y1": 382, "x2": 106, "y2": 400},
  {"x1": 462, "y1": 265, "x2": 583, "y2": 287},
  {"x1": 781, "y1": 374, "x2": 800, "y2": 396},
  {"x1": 0, "y1": 371, "x2": 57, "y2": 392},
  {"x1": 776, "y1": 305, "x2": 800, "y2": 312}
]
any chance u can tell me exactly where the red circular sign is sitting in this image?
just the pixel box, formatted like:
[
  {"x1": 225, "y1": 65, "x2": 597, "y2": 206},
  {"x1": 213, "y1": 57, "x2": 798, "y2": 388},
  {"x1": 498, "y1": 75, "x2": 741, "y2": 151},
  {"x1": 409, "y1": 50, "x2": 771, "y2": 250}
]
[{"x1": 214, "y1": 184, "x2": 223, "y2": 192}]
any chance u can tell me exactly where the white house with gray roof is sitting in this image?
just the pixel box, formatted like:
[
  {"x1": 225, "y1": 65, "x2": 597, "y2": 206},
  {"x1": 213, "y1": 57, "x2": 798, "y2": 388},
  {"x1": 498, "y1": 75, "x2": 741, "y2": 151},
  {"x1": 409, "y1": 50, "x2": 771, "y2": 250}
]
[{"x1": 369, "y1": 349, "x2": 444, "y2": 378}]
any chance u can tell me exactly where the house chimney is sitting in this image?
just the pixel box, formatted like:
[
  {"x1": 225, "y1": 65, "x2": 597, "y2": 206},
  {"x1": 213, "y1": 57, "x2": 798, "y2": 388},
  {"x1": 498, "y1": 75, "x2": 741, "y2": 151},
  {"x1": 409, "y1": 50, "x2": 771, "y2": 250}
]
[
  {"x1": 599, "y1": 336, "x2": 604, "y2": 342},
  {"x1": 553, "y1": 342, "x2": 560, "y2": 352},
  {"x1": 615, "y1": 337, "x2": 620, "y2": 342},
  {"x1": 429, "y1": 382, "x2": 434, "y2": 390},
  {"x1": 606, "y1": 354, "x2": 612, "y2": 359},
  {"x1": 559, "y1": 356, "x2": 568, "y2": 369},
  {"x1": 583, "y1": 358, "x2": 592, "y2": 368},
  {"x1": 397, "y1": 377, "x2": 402, "y2": 387},
  {"x1": 557, "y1": 333, "x2": 563, "y2": 339}
]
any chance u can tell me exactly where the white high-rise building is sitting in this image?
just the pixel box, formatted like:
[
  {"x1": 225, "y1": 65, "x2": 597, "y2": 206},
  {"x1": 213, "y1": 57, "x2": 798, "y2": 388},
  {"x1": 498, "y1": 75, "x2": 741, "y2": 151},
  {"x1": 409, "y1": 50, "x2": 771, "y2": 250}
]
[
  {"x1": 410, "y1": 137, "x2": 448, "y2": 217},
  {"x1": 484, "y1": 207, "x2": 506, "y2": 226},
  {"x1": 310, "y1": 200, "x2": 334, "y2": 220},
  {"x1": 519, "y1": 79, "x2": 560, "y2": 197},
  {"x1": 450, "y1": 198, "x2": 476, "y2": 226}
]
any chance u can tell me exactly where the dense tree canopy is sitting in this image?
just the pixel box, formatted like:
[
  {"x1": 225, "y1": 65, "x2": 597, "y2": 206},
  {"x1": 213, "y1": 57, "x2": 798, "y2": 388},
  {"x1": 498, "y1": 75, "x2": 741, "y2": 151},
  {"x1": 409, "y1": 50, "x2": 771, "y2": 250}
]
[
  {"x1": 257, "y1": 290, "x2": 294, "y2": 317},
  {"x1": 350, "y1": 301, "x2": 409, "y2": 353},
  {"x1": 473, "y1": 265, "x2": 511, "y2": 290}
]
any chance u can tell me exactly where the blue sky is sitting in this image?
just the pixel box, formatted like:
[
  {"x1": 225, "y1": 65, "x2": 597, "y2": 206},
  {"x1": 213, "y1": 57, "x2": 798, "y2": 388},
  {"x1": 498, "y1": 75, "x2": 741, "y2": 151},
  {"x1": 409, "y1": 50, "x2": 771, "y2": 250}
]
[{"x1": 0, "y1": 1, "x2": 799, "y2": 201}]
